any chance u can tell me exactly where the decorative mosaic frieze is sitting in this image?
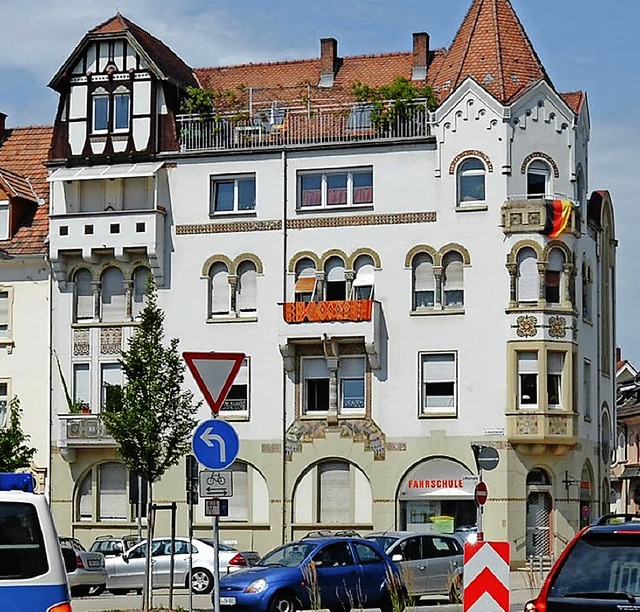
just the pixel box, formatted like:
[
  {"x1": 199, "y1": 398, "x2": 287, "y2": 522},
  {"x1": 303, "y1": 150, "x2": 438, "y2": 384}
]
[
  {"x1": 177, "y1": 220, "x2": 282, "y2": 235},
  {"x1": 100, "y1": 327, "x2": 123, "y2": 354},
  {"x1": 548, "y1": 415, "x2": 570, "y2": 436},
  {"x1": 515, "y1": 415, "x2": 539, "y2": 435},
  {"x1": 261, "y1": 443, "x2": 281, "y2": 454},
  {"x1": 73, "y1": 329, "x2": 90, "y2": 356},
  {"x1": 548, "y1": 316, "x2": 567, "y2": 338},
  {"x1": 516, "y1": 315, "x2": 538, "y2": 337}
]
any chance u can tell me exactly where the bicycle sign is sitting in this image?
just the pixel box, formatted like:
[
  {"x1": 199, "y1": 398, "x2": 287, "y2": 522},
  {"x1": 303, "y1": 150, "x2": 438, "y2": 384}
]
[{"x1": 199, "y1": 470, "x2": 233, "y2": 498}]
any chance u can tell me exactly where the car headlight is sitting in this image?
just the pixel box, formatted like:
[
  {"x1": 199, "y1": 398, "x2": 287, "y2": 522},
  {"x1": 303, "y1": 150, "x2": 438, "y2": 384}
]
[{"x1": 245, "y1": 578, "x2": 268, "y2": 594}]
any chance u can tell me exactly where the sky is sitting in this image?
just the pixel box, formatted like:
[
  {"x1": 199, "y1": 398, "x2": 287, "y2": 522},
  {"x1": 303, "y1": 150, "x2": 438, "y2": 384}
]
[{"x1": 1, "y1": 0, "x2": 639, "y2": 366}]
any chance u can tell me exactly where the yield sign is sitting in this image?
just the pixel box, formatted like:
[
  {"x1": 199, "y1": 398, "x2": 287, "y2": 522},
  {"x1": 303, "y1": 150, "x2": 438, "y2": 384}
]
[{"x1": 183, "y1": 351, "x2": 245, "y2": 415}]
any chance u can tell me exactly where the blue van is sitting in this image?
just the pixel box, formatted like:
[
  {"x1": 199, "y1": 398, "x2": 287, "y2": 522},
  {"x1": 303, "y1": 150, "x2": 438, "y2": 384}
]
[{"x1": 0, "y1": 473, "x2": 74, "y2": 611}]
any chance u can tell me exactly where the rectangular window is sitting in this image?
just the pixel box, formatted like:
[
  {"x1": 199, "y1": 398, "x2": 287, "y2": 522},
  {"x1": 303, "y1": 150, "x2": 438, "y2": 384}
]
[
  {"x1": 114, "y1": 93, "x2": 130, "y2": 130},
  {"x1": 303, "y1": 358, "x2": 330, "y2": 413},
  {"x1": 420, "y1": 352, "x2": 457, "y2": 416},
  {"x1": 210, "y1": 175, "x2": 256, "y2": 214},
  {"x1": 298, "y1": 168, "x2": 373, "y2": 209},
  {"x1": 101, "y1": 363, "x2": 123, "y2": 408},
  {"x1": 0, "y1": 382, "x2": 8, "y2": 428},
  {"x1": 583, "y1": 360, "x2": 592, "y2": 419},
  {"x1": 518, "y1": 352, "x2": 538, "y2": 408},
  {"x1": 93, "y1": 95, "x2": 109, "y2": 132},
  {"x1": 339, "y1": 357, "x2": 365, "y2": 412},
  {"x1": 547, "y1": 352, "x2": 564, "y2": 408},
  {"x1": 73, "y1": 363, "x2": 91, "y2": 410},
  {"x1": 0, "y1": 290, "x2": 10, "y2": 338},
  {"x1": 221, "y1": 357, "x2": 250, "y2": 418}
]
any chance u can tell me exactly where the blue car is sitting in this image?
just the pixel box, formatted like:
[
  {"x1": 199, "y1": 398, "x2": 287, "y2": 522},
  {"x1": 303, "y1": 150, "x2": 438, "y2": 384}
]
[{"x1": 216, "y1": 536, "x2": 406, "y2": 612}]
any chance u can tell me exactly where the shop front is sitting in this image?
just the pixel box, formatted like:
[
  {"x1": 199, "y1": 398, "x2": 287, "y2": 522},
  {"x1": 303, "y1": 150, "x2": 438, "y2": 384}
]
[{"x1": 398, "y1": 457, "x2": 478, "y2": 533}]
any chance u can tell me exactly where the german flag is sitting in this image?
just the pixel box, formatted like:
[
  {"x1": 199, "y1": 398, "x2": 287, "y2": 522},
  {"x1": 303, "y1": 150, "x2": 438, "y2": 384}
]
[{"x1": 544, "y1": 199, "x2": 573, "y2": 239}]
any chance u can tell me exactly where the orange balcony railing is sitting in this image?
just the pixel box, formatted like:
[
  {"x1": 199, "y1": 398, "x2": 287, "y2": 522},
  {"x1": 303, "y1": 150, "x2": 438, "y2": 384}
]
[{"x1": 283, "y1": 300, "x2": 373, "y2": 323}]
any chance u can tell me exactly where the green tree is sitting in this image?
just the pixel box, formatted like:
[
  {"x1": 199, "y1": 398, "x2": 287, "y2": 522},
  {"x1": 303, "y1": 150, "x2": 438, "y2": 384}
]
[
  {"x1": 101, "y1": 279, "x2": 200, "y2": 610},
  {"x1": 0, "y1": 397, "x2": 36, "y2": 472}
]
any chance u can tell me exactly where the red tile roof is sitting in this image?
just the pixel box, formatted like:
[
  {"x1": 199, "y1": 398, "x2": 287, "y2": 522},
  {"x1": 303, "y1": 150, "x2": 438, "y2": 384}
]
[
  {"x1": 0, "y1": 126, "x2": 53, "y2": 256},
  {"x1": 0, "y1": 168, "x2": 38, "y2": 202}
]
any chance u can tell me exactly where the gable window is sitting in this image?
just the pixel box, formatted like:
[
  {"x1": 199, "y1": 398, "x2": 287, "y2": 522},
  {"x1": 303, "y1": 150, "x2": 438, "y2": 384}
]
[
  {"x1": 352, "y1": 256, "x2": 375, "y2": 300},
  {"x1": 210, "y1": 175, "x2": 256, "y2": 214},
  {"x1": 324, "y1": 257, "x2": 347, "y2": 300},
  {"x1": 457, "y1": 158, "x2": 486, "y2": 205},
  {"x1": 339, "y1": 357, "x2": 365, "y2": 412},
  {"x1": 442, "y1": 251, "x2": 464, "y2": 308},
  {"x1": 221, "y1": 357, "x2": 250, "y2": 418},
  {"x1": 412, "y1": 253, "x2": 435, "y2": 309},
  {"x1": 209, "y1": 262, "x2": 230, "y2": 316},
  {"x1": 113, "y1": 91, "x2": 130, "y2": 131},
  {"x1": 93, "y1": 93, "x2": 109, "y2": 132},
  {"x1": 545, "y1": 249, "x2": 564, "y2": 304},
  {"x1": 420, "y1": 352, "x2": 457, "y2": 416},
  {"x1": 547, "y1": 352, "x2": 564, "y2": 408},
  {"x1": 516, "y1": 248, "x2": 539, "y2": 303},
  {"x1": 0, "y1": 382, "x2": 8, "y2": 428},
  {"x1": 298, "y1": 168, "x2": 373, "y2": 209},
  {"x1": 302, "y1": 358, "x2": 330, "y2": 413},
  {"x1": 0, "y1": 289, "x2": 11, "y2": 339},
  {"x1": 527, "y1": 160, "x2": 551, "y2": 198},
  {"x1": 517, "y1": 352, "x2": 538, "y2": 408}
]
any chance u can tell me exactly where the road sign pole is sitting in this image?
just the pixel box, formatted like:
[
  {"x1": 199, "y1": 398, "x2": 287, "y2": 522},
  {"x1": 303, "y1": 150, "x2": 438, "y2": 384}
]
[
  {"x1": 213, "y1": 514, "x2": 220, "y2": 612},
  {"x1": 477, "y1": 467, "x2": 484, "y2": 541}
]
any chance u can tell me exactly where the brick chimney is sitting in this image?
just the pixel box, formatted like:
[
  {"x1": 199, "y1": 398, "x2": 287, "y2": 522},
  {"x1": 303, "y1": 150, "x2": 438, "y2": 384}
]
[
  {"x1": 319, "y1": 37, "x2": 338, "y2": 88},
  {"x1": 0, "y1": 112, "x2": 6, "y2": 142},
  {"x1": 412, "y1": 32, "x2": 430, "y2": 81}
]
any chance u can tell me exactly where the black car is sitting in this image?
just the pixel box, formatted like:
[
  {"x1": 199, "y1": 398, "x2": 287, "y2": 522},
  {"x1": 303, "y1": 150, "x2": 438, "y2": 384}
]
[{"x1": 525, "y1": 513, "x2": 640, "y2": 611}]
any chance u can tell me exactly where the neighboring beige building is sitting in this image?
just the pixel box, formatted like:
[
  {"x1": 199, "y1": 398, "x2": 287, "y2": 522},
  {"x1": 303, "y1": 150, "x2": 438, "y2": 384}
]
[{"x1": 44, "y1": 0, "x2": 616, "y2": 567}]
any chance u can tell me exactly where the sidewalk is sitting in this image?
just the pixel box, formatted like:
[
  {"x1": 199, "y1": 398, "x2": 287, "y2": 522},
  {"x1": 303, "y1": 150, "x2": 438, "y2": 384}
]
[{"x1": 509, "y1": 568, "x2": 545, "y2": 609}]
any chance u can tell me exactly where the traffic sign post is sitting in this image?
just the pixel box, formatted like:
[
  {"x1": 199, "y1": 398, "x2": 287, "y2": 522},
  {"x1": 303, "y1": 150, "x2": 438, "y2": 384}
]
[
  {"x1": 183, "y1": 352, "x2": 245, "y2": 415},
  {"x1": 199, "y1": 470, "x2": 233, "y2": 498},
  {"x1": 475, "y1": 481, "x2": 488, "y2": 506},
  {"x1": 192, "y1": 419, "x2": 240, "y2": 470},
  {"x1": 205, "y1": 498, "x2": 229, "y2": 517}
]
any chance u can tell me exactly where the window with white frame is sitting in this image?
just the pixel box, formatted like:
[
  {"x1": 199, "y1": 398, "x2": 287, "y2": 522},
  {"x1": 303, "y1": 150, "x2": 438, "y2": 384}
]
[
  {"x1": 442, "y1": 251, "x2": 464, "y2": 308},
  {"x1": 457, "y1": 157, "x2": 486, "y2": 205},
  {"x1": 77, "y1": 462, "x2": 130, "y2": 522},
  {"x1": 113, "y1": 89, "x2": 130, "y2": 131},
  {"x1": 101, "y1": 363, "x2": 123, "y2": 409},
  {"x1": 302, "y1": 358, "x2": 330, "y2": 413},
  {"x1": 583, "y1": 359, "x2": 592, "y2": 419},
  {"x1": 0, "y1": 382, "x2": 8, "y2": 428},
  {"x1": 294, "y1": 259, "x2": 317, "y2": 303},
  {"x1": 547, "y1": 352, "x2": 564, "y2": 408},
  {"x1": 74, "y1": 269, "x2": 94, "y2": 321},
  {"x1": 517, "y1": 352, "x2": 538, "y2": 408},
  {"x1": 527, "y1": 160, "x2": 551, "y2": 198},
  {"x1": 92, "y1": 91, "x2": 109, "y2": 132},
  {"x1": 210, "y1": 175, "x2": 256, "y2": 214},
  {"x1": 545, "y1": 249, "x2": 564, "y2": 305},
  {"x1": 101, "y1": 267, "x2": 126, "y2": 322},
  {"x1": 209, "y1": 262, "x2": 230, "y2": 316},
  {"x1": 298, "y1": 168, "x2": 373, "y2": 209},
  {"x1": 73, "y1": 363, "x2": 91, "y2": 412},
  {"x1": 352, "y1": 255, "x2": 374, "y2": 300},
  {"x1": 420, "y1": 352, "x2": 457, "y2": 416},
  {"x1": 220, "y1": 357, "x2": 250, "y2": 417},
  {"x1": 339, "y1": 357, "x2": 365, "y2": 412},
  {"x1": 236, "y1": 261, "x2": 257, "y2": 313},
  {"x1": 516, "y1": 248, "x2": 539, "y2": 303},
  {"x1": 324, "y1": 257, "x2": 347, "y2": 301},
  {"x1": 0, "y1": 289, "x2": 10, "y2": 339},
  {"x1": 412, "y1": 253, "x2": 435, "y2": 309},
  {"x1": 92, "y1": 87, "x2": 130, "y2": 133}
]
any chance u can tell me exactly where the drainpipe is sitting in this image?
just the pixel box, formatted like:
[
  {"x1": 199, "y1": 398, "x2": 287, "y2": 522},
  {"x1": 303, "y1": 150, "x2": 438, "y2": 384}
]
[{"x1": 281, "y1": 149, "x2": 288, "y2": 544}]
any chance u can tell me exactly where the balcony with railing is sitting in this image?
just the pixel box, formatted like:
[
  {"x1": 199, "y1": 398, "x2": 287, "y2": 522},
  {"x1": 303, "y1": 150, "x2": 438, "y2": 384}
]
[
  {"x1": 177, "y1": 100, "x2": 431, "y2": 153},
  {"x1": 58, "y1": 413, "x2": 116, "y2": 456},
  {"x1": 501, "y1": 195, "x2": 580, "y2": 237},
  {"x1": 506, "y1": 410, "x2": 578, "y2": 455}
]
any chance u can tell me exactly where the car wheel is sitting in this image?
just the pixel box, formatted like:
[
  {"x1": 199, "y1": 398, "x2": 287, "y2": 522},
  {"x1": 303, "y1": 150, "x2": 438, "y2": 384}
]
[
  {"x1": 449, "y1": 575, "x2": 463, "y2": 604},
  {"x1": 88, "y1": 584, "x2": 105, "y2": 596},
  {"x1": 268, "y1": 591, "x2": 300, "y2": 612},
  {"x1": 379, "y1": 590, "x2": 406, "y2": 612},
  {"x1": 190, "y1": 568, "x2": 214, "y2": 594},
  {"x1": 70, "y1": 586, "x2": 90, "y2": 597},
  {"x1": 108, "y1": 588, "x2": 130, "y2": 595}
]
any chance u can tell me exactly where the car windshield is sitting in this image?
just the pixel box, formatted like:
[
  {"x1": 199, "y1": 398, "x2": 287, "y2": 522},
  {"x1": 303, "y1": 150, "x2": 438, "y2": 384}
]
[
  {"x1": 550, "y1": 533, "x2": 640, "y2": 597},
  {"x1": 365, "y1": 536, "x2": 398, "y2": 551},
  {"x1": 257, "y1": 542, "x2": 316, "y2": 567}
]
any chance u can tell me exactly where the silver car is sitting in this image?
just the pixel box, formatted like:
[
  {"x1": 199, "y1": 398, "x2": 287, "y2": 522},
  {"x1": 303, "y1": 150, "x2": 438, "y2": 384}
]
[
  {"x1": 58, "y1": 536, "x2": 108, "y2": 597},
  {"x1": 365, "y1": 531, "x2": 463, "y2": 603},
  {"x1": 106, "y1": 536, "x2": 259, "y2": 595}
]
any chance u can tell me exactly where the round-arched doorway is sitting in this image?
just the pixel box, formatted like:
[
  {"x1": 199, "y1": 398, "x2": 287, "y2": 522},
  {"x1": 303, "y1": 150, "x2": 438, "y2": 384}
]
[{"x1": 526, "y1": 468, "x2": 552, "y2": 558}]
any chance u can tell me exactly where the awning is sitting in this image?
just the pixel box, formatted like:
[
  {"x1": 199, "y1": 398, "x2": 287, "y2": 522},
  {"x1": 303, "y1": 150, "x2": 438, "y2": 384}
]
[
  {"x1": 353, "y1": 269, "x2": 374, "y2": 287},
  {"x1": 294, "y1": 277, "x2": 316, "y2": 293},
  {"x1": 48, "y1": 162, "x2": 164, "y2": 182},
  {"x1": 619, "y1": 466, "x2": 640, "y2": 479}
]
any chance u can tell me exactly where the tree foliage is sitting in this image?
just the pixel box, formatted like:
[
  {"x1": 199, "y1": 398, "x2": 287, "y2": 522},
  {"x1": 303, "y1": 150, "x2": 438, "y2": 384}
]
[
  {"x1": 0, "y1": 397, "x2": 36, "y2": 472},
  {"x1": 101, "y1": 279, "x2": 200, "y2": 484}
]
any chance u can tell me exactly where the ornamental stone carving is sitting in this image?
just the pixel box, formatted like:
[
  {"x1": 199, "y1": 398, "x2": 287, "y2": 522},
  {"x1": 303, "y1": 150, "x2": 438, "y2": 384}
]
[
  {"x1": 548, "y1": 316, "x2": 567, "y2": 338},
  {"x1": 73, "y1": 329, "x2": 90, "y2": 356},
  {"x1": 100, "y1": 327, "x2": 123, "y2": 354},
  {"x1": 516, "y1": 315, "x2": 538, "y2": 338}
]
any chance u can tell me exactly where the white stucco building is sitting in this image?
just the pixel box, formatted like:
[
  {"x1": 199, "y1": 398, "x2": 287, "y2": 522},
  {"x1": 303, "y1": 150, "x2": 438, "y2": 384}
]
[{"x1": 45, "y1": 0, "x2": 616, "y2": 566}]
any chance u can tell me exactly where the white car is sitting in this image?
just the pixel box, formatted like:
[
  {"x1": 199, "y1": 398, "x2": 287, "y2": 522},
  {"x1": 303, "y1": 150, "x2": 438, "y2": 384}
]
[
  {"x1": 106, "y1": 536, "x2": 259, "y2": 595},
  {"x1": 58, "y1": 536, "x2": 107, "y2": 597}
]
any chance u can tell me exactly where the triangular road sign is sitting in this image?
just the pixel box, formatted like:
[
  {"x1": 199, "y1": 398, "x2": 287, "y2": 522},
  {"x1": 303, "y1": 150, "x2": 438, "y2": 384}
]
[{"x1": 183, "y1": 351, "x2": 245, "y2": 415}]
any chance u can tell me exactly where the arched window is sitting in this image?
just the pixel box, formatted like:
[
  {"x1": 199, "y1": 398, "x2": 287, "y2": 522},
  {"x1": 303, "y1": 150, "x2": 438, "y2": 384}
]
[
  {"x1": 294, "y1": 258, "x2": 317, "y2": 303},
  {"x1": 77, "y1": 462, "x2": 129, "y2": 522},
  {"x1": 442, "y1": 251, "x2": 464, "y2": 308},
  {"x1": 101, "y1": 267, "x2": 126, "y2": 322},
  {"x1": 352, "y1": 255, "x2": 375, "y2": 300},
  {"x1": 582, "y1": 261, "x2": 593, "y2": 320},
  {"x1": 527, "y1": 160, "x2": 551, "y2": 198},
  {"x1": 237, "y1": 261, "x2": 257, "y2": 313},
  {"x1": 209, "y1": 262, "x2": 230, "y2": 316},
  {"x1": 516, "y1": 248, "x2": 538, "y2": 303},
  {"x1": 74, "y1": 269, "x2": 94, "y2": 321},
  {"x1": 457, "y1": 158, "x2": 486, "y2": 205},
  {"x1": 545, "y1": 249, "x2": 565, "y2": 304},
  {"x1": 132, "y1": 267, "x2": 150, "y2": 319},
  {"x1": 324, "y1": 257, "x2": 346, "y2": 301},
  {"x1": 601, "y1": 409, "x2": 612, "y2": 464},
  {"x1": 526, "y1": 468, "x2": 551, "y2": 486},
  {"x1": 412, "y1": 253, "x2": 435, "y2": 309}
]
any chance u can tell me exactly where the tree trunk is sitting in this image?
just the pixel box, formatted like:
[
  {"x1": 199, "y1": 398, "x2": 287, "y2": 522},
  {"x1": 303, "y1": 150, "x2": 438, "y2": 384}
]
[{"x1": 142, "y1": 482, "x2": 155, "y2": 611}]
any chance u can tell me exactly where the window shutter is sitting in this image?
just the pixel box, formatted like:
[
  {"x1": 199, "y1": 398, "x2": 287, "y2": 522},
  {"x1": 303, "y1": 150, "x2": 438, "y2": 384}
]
[
  {"x1": 75, "y1": 270, "x2": 94, "y2": 320},
  {"x1": 443, "y1": 256, "x2": 464, "y2": 290},
  {"x1": 237, "y1": 263, "x2": 257, "y2": 312},
  {"x1": 226, "y1": 464, "x2": 248, "y2": 522},
  {"x1": 73, "y1": 364, "x2": 91, "y2": 406},
  {"x1": 132, "y1": 268, "x2": 149, "y2": 317},
  {"x1": 423, "y1": 354, "x2": 455, "y2": 381},
  {"x1": 548, "y1": 249, "x2": 564, "y2": 271},
  {"x1": 303, "y1": 358, "x2": 330, "y2": 378},
  {"x1": 353, "y1": 262, "x2": 374, "y2": 297},
  {"x1": 548, "y1": 352, "x2": 564, "y2": 374},
  {"x1": 414, "y1": 256, "x2": 434, "y2": 291},
  {"x1": 517, "y1": 249, "x2": 538, "y2": 302},
  {"x1": 518, "y1": 352, "x2": 538, "y2": 374},
  {"x1": 101, "y1": 268, "x2": 126, "y2": 321},
  {"x1": 319, "y1": 462, "x2": 350, "y2": 523},
  {"x1": 99, "y1": 463, "x2": 128, "y2": 520},
  {"x1": 325, "y1": 259, "x2": 346, "y2": 281},
  {"x1": 211, "y1": 264, "x2": 230, "y2": 314}
]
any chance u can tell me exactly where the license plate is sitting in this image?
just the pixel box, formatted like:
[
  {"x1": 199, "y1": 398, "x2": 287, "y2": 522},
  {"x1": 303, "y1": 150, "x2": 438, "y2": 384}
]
[
  {"x1": 88, "y1": 559, "x2": 101, "y2": 568},
  {"x1": 220, "y1": 597, "x2": 236, "y2": 606}
]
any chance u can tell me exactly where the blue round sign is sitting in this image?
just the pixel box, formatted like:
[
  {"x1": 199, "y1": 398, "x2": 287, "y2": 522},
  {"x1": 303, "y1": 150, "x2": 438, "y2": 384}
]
[{"x1": 191, "y1": 419, "x2": 239, "y2": 470}]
